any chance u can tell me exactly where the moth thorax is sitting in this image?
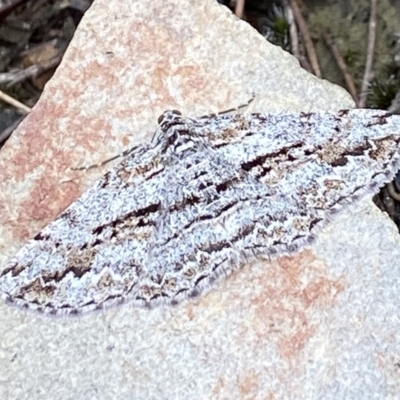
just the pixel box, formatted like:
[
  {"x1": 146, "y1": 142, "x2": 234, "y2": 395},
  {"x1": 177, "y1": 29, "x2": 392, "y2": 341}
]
[{"x1": 167, "y1": 128, "x2": 202, "y2": 154}]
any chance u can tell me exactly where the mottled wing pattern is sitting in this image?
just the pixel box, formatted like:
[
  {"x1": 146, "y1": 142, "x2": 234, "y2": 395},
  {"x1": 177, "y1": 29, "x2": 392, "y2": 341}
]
[{"x1": 1, "y1": 109, "x2": 400, "y2": 315}]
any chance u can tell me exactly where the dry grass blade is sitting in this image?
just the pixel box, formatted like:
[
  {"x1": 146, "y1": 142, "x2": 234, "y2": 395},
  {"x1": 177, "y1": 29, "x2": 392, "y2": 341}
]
[
  {"x1": 359, "y1": 0, "x2": 377, "y2": 107},
  {"x1": 288, "y1": 0, "x2": 321, "y2": 78}
]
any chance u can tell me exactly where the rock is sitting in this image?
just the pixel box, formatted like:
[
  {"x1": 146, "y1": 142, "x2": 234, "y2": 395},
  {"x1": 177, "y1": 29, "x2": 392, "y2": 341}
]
[{"x1": 1, "y1": 0, "x2": 399, "y2": 399}]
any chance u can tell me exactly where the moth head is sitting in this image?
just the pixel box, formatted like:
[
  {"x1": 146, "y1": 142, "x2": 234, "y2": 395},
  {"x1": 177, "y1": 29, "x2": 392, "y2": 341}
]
[
  {"x1": 152, "y1": 110, "x2": 185, "y2": 145},
  {"x1": 157, "y1": 110, "x2": 183, "y2": 126}
]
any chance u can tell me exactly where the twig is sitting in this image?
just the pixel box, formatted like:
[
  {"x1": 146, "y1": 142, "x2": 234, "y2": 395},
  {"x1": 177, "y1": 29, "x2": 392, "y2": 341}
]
[
  {"x1": 281, "y1": 0, "x2": 299, "y2": 59},
  {"x1": 235, "y1": 0, "x2": 245, "y2": 19},
  {"x1": 288, "y1": 0, "x2": 321, "y2": 78},
  {"x1": 359, "y1": 0, "x2": 377, "y2": 107},
  {"x1": 283, "y1": 0, "x2": 313, "y2": 74},
  {"x1": 387, "y1": 182, "x2": 400, "y2": 202},
  {"x1": 0, "y1": 90, "x2": 31, "y2": 114},
  {"x1": 0, "y1": 55, "x2": 61, "y2": 85},
  {"x1": 297, "y1": 55, "x2": 313, "y2": 74},
  {"x1": 320, "y1": 29, "x2": 359, "y2": 104}
]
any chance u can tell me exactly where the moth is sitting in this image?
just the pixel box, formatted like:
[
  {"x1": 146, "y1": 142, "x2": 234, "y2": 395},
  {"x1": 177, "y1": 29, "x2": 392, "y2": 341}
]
[{"x1": 1, "y1": 108, "x2": 400, "y2": 315}]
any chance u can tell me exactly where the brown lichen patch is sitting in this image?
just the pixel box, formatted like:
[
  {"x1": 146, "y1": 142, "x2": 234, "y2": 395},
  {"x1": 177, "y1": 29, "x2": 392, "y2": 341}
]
[
  {"x1": 79, "y1": 123, "x2": 113, "y2": 156},
  {"x1": 12, "y1": 177, "x2": 82, "y2": 242},
  {"x1": 239, "y1": 371, "x2": 261, "y2": 397},
  {"x1": 175, "y1": 65, "x2": 207, "y2": 95},
  {"x1": 4, "y1": 101, "x2": 67, "y2": 179},
  {"x1": 249, "y1": 250, "x2": 346, "y2": 361}
]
